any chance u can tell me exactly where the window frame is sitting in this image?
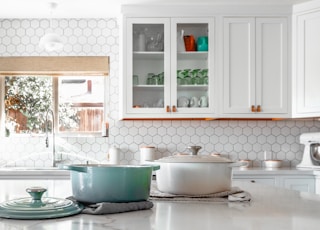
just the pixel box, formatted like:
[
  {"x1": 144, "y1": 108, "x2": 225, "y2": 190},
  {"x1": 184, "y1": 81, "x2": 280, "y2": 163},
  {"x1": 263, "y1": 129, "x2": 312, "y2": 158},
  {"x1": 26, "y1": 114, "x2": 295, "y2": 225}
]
[{"x1": 0, "y1": 75, "x2": 109, "y2": 138}]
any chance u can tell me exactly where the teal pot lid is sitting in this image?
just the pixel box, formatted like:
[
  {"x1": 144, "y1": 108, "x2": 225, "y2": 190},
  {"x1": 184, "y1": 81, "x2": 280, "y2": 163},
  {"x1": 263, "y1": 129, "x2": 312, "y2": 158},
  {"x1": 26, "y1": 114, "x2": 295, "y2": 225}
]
[{"x1": 0, "y1": 187, "x2": 83, "y2": 219}]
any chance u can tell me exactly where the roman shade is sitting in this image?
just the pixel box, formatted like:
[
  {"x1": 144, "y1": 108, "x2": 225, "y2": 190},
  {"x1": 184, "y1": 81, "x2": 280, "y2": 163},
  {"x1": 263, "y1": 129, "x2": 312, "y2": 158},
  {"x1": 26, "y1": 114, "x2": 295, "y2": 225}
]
[{"x1": 0, "y1": 56, "x2": 109, "y2": 76}]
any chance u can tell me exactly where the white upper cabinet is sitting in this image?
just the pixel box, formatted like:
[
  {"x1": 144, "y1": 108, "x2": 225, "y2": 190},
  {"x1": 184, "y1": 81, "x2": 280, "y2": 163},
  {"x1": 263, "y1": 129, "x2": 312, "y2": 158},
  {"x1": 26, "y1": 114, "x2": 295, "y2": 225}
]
[
  {"x1": 294, "y1": 9, "x2": 320, "y2": 117},
  {"x1": 120, "y1": 16, "x2": 216, "y2": 119},
  {"x1": 119, "y1": 4, "x2": 320, "y2": 120},
  {"x1": 222, "y1": 17, "x2": 288, "y2": 118}
]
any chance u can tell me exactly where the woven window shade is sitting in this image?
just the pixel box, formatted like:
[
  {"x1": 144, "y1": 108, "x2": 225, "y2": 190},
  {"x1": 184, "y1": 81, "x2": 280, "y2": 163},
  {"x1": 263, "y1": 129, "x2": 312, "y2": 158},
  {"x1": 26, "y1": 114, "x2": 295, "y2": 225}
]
[{"x1": 0, "y1": 56, "x2": 109, "y2": 76}]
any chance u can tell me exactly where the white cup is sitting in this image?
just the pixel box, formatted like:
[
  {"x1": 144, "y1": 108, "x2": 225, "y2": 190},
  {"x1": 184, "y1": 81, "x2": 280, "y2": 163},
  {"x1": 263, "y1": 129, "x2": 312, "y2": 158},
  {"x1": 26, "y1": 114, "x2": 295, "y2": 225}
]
[
  {"x1": 108, "y1": 146, "x2": 120, "y2": 164},
  {"x1": 190, "y1": 96, "x2": 199, "y2": 107},
  {"x1": 199, "y1": 96, "x2": 208, "y2": 107},
  {"x1": 140, "y1": 146, "x2": 155, "y2": 164}
]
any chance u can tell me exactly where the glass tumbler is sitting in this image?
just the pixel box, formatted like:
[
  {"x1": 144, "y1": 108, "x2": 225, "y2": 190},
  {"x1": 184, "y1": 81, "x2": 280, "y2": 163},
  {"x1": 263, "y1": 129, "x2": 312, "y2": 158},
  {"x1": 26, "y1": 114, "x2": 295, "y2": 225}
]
[
  {"x1": 133, "y1": 75, "x2": 139, "y2": 85},
  {"x1": 146, "y1": 73, "x2": 154, "y2": 85}
]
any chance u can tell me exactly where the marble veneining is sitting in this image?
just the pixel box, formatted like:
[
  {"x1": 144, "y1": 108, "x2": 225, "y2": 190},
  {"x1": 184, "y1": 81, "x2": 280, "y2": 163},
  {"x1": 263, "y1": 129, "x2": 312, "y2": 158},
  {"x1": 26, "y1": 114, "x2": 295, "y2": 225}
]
[{"x1": 0, "y1": 179, "x2": 320, "y2": 229}]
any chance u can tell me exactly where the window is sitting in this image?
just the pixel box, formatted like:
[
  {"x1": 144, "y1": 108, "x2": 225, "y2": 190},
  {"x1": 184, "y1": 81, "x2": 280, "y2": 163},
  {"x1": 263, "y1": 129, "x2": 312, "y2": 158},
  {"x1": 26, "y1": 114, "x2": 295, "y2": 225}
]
[
  {"x1": 58, "y1": 76, "x2": 105, "y2": 133},
  {"x1": 2, "y1": 75, "x2": 106, "y2": 136}
]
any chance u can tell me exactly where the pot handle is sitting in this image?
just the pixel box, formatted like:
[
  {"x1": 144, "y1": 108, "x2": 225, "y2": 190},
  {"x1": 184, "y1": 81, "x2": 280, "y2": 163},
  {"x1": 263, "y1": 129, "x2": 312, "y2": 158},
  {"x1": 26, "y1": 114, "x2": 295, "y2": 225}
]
[
  {"x1": 141, "y1": 161, "x2": 161, "y2": 171},
  {"x1": 141, "y1": 164, "x2": 160, "y2": 171},
  {"x1": 228, "y1": 161, "x2": 248, "y2": 168},
  {"x1": 59, "y1": 165, "x2": 88, "y2": 173},
  {"x1": 151, "y1": 165, "x2": 160, "y2": 171}
]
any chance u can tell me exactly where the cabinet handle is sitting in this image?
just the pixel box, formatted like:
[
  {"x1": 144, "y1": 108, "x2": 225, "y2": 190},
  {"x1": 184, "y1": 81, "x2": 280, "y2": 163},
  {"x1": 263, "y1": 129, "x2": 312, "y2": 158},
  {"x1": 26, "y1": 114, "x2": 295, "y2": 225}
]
[
  {"x1": 250, "y1": 180, "x2": 256, "y2": 183},
  {"x1": 166, "y1": 105, "x2": 171, "y2": 113},
  {"x1": 172, "y1": 105, "x2": 177, "y2": 112},
  {"x1": 257, "y1": 105, "x2": 261, "y2": 112},
  {"x1": 251, "y1": 105, "x2": 256, "y2": 112}
]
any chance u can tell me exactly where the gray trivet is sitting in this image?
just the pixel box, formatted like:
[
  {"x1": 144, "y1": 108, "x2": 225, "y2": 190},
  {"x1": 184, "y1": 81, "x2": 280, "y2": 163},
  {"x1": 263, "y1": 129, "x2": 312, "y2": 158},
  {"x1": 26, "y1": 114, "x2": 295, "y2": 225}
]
[{"x1": 149, "y1": 181, "x2": 251, "y2": 202}]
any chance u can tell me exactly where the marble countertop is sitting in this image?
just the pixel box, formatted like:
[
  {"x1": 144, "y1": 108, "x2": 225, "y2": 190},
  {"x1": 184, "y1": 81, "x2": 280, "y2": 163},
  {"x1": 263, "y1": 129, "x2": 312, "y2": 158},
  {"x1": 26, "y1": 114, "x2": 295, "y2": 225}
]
[
  {"x1": 0, "y1": 179, "x2": 320, "y2": 229},
  {"x1": 1, "y1": 166, "x2": 319, "y2": 180}
]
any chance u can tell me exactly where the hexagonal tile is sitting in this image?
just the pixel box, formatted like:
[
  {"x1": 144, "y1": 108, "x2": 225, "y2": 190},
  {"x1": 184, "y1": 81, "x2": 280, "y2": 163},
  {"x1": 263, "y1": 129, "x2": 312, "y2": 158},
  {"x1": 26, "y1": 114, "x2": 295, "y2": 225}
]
[
  {"x1": 238, "y1": 136, "x2": 247, "y2": 144},
  {"x1": 214, "y1": 127, "x2": 223, "y2": 136},
  {"x1": 190, "y1": 135, "x2": 200, "y2": 144},
  {"x1": 153, "y1": 135, "x2": 162, "y2": 145},
  {"x1": 286, "y1": 135, "x2": 296, "y2": 144},
  {"x1": 271, "y1": 144, "x2": 281, "y2": 152},
  {"x1": 248, "y1": 152, "x2": 257, "y2": 160},
  {"x1": 125, "y1": 135, "x2": 134, "y2": 145},
  {"x1": 107, "y1": 19, "x2": 117, "y2": 29},
  {"x1": 252, "y1": 143, "x2": 262, "y2": 153},
  {"x1": 238, "y1": 152, "x2": 248, "y2": 160},
  {"x1": 243, "y1": 143, "x2": 252, "y2": 153},
  {"x1": 248, "y1": 135, "x2": 257, "y2": 144},
  {"x1": 271, "y1": 127, "x2": 281, "y2": 136},
  {"x1": 148, "y1": 127, "x2": 158, "y2": 137},
  {"x1": 267, "y1": 135, "x2": 276, "y2": 144},
  {"x1": 219, "y1": 135, "x2": 228, "y2": 144},
  {"x1": 262, "y1": 127, "x2": 271, "y2": 136},
  {"x1": 224, "y1": 143, "x2": 233, "y2": 152},
  {"x1": 200, "y1": 135, "x2": 210, "y2": 145}
]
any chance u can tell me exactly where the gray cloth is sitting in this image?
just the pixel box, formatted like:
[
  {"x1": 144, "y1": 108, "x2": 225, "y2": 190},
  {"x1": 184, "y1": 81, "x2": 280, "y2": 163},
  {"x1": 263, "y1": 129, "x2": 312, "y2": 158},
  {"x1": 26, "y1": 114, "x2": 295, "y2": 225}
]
[
  {"x1": 81, "y1": 201, "x2": 154, "y2": 215},
  {"x1": 67, "y1": 197, "x2": 153, "y2": 215}
]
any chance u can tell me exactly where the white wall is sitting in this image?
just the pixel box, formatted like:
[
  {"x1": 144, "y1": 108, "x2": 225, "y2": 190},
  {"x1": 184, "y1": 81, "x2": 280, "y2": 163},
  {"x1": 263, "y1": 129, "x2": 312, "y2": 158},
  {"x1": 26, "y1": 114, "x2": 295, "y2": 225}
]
[{"x1": 0, "y1": 18, "x2": 319, "y2": 167}]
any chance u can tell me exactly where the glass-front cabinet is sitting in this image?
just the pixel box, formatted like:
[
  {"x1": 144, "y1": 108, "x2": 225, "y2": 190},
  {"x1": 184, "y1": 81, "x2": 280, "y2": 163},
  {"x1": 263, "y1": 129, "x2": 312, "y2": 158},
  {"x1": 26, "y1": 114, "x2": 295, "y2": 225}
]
[{"x1": 120, "y1": 17, "x2": 215, "y2": 119}]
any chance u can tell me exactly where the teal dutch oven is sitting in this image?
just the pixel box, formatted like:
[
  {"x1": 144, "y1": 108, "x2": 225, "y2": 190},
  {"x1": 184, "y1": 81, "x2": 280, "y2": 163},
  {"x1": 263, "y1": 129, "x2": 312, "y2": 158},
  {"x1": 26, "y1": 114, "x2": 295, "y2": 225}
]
[{"x1": 61, "y1": 164, "x2": 160, "y2": 203}]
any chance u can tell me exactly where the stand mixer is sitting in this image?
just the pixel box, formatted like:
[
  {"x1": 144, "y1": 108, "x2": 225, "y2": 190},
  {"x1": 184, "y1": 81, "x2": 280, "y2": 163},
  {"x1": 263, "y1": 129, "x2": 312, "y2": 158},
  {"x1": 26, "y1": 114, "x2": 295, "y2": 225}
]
[{"x1": 297, "y1": 132, "x2": 320, "y2": 169}]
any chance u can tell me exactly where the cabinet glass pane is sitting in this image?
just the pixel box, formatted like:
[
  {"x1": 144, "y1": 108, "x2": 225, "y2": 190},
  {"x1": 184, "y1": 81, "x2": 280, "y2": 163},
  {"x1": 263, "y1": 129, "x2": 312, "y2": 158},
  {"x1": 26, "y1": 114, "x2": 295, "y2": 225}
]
[
  {"x1": 176, "y1": 23, "x2": 209, "y2": 109},
  {"x1": 132, "y1": 24, "x2": 165, "y2": 109}
]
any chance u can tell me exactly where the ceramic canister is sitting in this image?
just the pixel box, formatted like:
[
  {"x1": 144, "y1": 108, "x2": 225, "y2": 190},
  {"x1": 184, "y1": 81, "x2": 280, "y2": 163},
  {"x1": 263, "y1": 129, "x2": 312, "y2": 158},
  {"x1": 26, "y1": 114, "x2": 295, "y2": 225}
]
[
  {"x1": 108, "y1": 146, "x2": 120, "y2": 164},
  {"x1": 140, "y1": 146, "x2": 156, "y2": 164}
]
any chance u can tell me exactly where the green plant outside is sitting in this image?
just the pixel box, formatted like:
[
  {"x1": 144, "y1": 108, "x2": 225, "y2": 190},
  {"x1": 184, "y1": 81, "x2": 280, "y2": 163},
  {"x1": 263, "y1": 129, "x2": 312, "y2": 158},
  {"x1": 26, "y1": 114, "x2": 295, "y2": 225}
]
[{"x1": 4, "y1": 76, "x2": 79, "y2": 135}]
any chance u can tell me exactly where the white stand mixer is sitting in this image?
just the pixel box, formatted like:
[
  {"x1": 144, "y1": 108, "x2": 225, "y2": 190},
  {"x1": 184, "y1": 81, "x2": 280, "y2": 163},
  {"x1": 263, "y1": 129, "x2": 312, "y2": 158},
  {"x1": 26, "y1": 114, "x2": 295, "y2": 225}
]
[{"x1": 297, "y1": 132, "x2": 320, "y2": 168}]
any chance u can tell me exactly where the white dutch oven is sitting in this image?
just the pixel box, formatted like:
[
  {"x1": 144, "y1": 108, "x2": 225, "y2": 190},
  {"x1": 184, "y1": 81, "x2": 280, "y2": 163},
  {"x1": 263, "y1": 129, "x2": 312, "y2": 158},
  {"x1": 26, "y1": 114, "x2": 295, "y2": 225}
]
[{"x1": 153, "y1": 155, "x2": 246, "y2": 195}]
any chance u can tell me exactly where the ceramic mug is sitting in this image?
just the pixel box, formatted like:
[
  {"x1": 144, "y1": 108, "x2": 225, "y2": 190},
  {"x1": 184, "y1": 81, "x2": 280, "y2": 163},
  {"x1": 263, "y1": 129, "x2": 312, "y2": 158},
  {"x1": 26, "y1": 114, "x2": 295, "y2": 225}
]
[
  {"x1": 199, "y1": 96, "x2": 208, "y2": 107},
  {"x1": 190, "y1": 96, "x2": 199, "y2": 107}
]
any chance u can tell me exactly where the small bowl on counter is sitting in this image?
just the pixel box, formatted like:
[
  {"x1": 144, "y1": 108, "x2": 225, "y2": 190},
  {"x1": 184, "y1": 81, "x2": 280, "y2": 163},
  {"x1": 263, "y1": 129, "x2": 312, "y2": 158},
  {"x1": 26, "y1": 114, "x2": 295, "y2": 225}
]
[
  {"x1": 264, "y1": 160, "x2": 282, "y2": 168},
  {"x1": 239, "y1": 159, "x2": 251, "y2": 168}
]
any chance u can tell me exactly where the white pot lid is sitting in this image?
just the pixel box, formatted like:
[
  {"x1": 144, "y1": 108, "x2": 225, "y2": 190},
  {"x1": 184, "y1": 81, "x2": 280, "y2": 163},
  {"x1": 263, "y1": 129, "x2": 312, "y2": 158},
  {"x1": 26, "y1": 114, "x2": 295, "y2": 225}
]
[
  {"x1": 155, "y1": 154, "x2": 233, "y2": 163},
  {"x1": 0, "y1": 187, "x2": 83, "y2": 219}
]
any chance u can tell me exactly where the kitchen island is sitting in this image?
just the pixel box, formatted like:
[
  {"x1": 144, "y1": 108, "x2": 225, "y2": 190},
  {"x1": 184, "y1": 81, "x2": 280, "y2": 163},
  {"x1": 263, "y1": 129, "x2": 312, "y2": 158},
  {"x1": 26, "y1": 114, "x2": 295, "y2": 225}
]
[{"x1": 0, "y1": 179, "x2": 320, "y2": 229}]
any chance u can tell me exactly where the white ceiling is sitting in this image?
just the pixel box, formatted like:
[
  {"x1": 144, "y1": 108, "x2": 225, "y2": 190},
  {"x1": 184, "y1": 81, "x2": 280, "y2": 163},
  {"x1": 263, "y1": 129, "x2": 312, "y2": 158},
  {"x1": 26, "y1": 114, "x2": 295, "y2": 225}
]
[{"x1": 0, "y1": 0, "x2": 315, "y2": 18}]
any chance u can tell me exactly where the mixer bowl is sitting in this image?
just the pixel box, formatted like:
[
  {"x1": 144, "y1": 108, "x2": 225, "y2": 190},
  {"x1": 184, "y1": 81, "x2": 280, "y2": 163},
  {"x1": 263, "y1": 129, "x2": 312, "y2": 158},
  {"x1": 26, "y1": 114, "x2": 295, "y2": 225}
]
[{"x1": 311, "y1": 143, "x2": 320, "y2": 162}]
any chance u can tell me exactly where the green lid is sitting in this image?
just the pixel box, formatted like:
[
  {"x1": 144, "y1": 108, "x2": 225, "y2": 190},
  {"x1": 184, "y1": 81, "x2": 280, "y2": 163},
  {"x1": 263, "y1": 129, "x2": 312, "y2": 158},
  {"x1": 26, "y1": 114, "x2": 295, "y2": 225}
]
[{"x1": 0, "y1": 187, "x2": 83, "y2": 219}]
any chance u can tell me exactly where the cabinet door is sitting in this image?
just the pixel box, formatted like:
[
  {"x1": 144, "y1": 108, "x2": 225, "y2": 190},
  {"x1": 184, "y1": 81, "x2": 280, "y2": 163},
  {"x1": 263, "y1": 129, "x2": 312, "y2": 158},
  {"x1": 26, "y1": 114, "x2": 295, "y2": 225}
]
[
  {"x1": 282, "y1": 177, "x2": 315, "y2": 193},
  {"x1": 223, "y1": 17, "x2": 288, "y2": 116},
  {"x1": 256, "y1": 18, "x2": 288, "y2": 114},
  {"x1": 296, "y1": 11, "x2": 320, "y2": 115},
  {"x1": 170, "y1": 18, "x2": 216, "y2": 117},
  {"x1": 123, "y1": 18, "x2": 171, "y2": 118},
  {"x1": 223, "y1": 18, "x2": 256, "y2": 114}
]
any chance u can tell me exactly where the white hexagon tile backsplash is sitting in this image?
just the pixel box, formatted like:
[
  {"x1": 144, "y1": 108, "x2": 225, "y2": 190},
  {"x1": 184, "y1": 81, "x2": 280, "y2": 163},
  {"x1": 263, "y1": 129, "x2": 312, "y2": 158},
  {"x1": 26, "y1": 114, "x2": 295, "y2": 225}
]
[{"x1": 1, "y1": 18, "x2": 320, "y2": 168}]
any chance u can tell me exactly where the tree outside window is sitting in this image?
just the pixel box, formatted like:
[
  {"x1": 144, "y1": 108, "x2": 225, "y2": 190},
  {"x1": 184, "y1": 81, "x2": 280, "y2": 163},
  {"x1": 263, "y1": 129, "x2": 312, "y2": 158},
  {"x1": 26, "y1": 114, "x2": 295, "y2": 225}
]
[{"x1": 4, "y1": 76, "x2": 104, "y2": 136}]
